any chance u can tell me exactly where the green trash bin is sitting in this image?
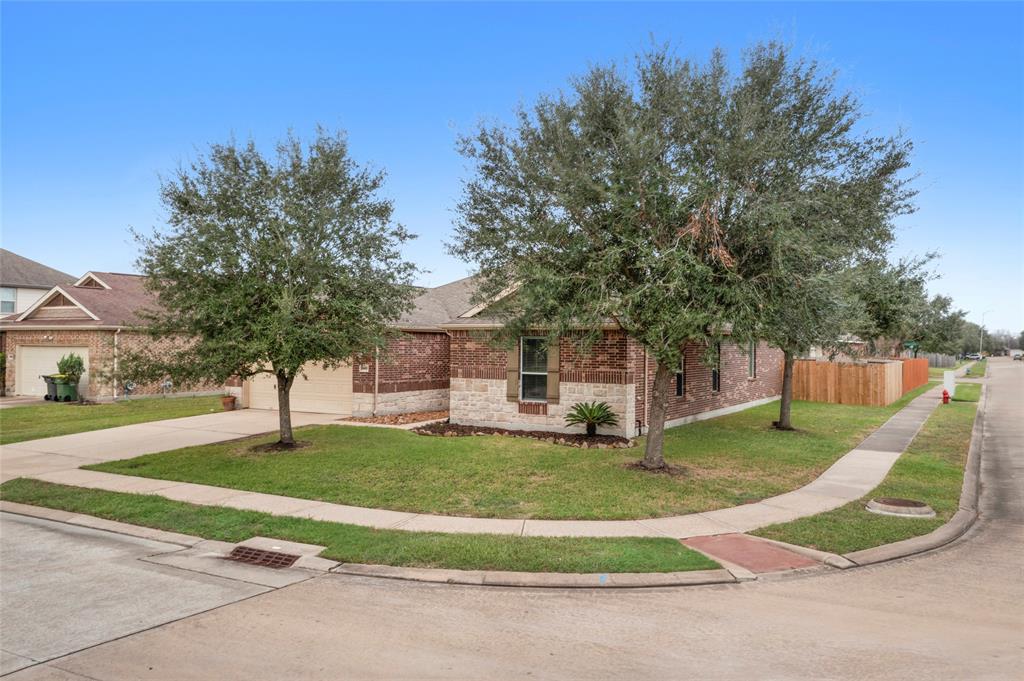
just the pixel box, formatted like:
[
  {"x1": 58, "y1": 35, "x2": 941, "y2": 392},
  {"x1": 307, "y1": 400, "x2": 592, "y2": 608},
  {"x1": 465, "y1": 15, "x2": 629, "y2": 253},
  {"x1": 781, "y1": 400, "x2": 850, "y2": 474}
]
[{"x1": 53, "y1": 375, "x2": 79, "y2": 402}]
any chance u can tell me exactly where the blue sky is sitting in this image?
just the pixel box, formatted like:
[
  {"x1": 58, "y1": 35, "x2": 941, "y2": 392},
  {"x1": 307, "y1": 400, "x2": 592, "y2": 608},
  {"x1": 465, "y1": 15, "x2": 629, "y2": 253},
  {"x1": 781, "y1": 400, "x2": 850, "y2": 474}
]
[{"x1": 3, "y1": 2, "x2": 1022, "y2": 331}]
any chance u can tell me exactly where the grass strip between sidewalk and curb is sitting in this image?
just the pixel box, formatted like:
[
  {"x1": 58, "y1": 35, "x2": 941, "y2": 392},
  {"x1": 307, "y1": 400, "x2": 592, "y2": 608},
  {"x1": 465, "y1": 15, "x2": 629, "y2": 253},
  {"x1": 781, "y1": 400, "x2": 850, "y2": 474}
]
[
  {"x1": 0, "y1": 479, "x2": 718, "y2": 574},
  {"x1": 84, "y1": 383, "x2": 937, "y2": 520},
  {"x1": 751, "y1": 383, "x2": 980, "y2": 555},
  {"x1": 0, "y1": 396, "x2": 224, "y2": 445}
]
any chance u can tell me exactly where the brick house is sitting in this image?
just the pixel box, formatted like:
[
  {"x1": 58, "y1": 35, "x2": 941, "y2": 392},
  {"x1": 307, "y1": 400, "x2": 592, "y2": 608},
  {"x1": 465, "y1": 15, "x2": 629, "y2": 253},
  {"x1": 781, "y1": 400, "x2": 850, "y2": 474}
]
[
  {"x1": 241, "y1": 277, "x2": 476, "y2": 416},
  {"x1": 0, "y1": 271, "x2": 220, "y2": 399},
  {"x1": 3, "y1": 267, "x2": 782, "y2": 431},
  {"x1": 442, "y1": 309, "x2": 784, "y2": 438}
]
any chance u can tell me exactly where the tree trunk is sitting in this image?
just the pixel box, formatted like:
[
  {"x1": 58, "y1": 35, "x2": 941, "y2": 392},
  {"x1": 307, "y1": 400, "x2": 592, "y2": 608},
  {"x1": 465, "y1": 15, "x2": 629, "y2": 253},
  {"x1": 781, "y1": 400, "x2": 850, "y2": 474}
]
[
  {"x1": 276, "y1": 370, "x2": 295, "y2": 445},
  {"x1": 641, "y1": 360, "x2": 673, "y2": 469},
  {"x1": 776, "y1": 351, "x2": 795, "y2": 431}
]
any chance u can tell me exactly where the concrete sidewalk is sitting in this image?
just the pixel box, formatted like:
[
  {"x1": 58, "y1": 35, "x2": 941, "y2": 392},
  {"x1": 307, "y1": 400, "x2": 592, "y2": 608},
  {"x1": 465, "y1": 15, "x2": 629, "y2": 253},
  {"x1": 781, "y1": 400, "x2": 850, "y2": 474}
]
[{"x1": 16, "y1": 385, "x2": 946, "y2": 539}]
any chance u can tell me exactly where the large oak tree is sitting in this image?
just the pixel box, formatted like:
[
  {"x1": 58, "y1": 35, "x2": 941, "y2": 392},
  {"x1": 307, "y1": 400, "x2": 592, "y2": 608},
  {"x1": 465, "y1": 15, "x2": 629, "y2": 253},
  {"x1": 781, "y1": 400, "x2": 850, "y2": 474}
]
[{"x1": 126, "y1": 129, "x2": 417, "y2": 445}]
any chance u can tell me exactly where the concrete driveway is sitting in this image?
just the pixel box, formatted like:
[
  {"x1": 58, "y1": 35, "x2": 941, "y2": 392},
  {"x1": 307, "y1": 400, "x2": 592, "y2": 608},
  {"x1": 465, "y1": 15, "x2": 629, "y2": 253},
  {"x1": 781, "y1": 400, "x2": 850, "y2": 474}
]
[
  {"x1": 0, "y1": 410, "x2": 339, "y2": 482},
  {"x1": 0, "y1": 513, "x2": 272, "y2": 675},
  {"x1": 2, "y1": 359, "x2": 1021, "y2": 680}
]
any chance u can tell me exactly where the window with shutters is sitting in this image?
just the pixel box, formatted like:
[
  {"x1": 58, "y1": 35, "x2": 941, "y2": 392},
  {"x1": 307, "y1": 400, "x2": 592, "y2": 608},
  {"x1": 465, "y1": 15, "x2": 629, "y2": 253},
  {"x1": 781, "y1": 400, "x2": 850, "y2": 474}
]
[{"x1": 520, "y1": 337, "x2": 548, "y2": 401}]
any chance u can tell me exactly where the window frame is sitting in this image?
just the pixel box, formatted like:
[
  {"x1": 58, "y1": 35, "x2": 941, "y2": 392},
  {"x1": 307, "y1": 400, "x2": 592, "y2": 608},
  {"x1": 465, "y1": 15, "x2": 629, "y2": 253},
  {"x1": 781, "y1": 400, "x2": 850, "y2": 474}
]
[
  {"x1": 0, "y1": 287, "x2": 15, "y2": 314},
  {"x1": 711, "y1": 342, "x2": 721, "y2": 393},
  {"x1": 748, "y1": 340, "x2": 757, "y2": 379},
  {"x1": 675, "y1": 350, "x2": 686, "y2": 397},
  {"x1": 519, "y1": 336, "x2": 549, "y2": 402}
]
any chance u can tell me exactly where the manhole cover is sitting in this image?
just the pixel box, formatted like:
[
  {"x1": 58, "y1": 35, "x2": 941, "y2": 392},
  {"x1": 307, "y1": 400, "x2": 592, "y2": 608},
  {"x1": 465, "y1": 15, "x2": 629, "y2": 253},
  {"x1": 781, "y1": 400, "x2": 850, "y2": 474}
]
[
  {"x1": 226, "y1": 546, "x2": 301, "y2": 569},
  {"x1": 866, "y1": 497, "x2": 936, "y2": 518}
]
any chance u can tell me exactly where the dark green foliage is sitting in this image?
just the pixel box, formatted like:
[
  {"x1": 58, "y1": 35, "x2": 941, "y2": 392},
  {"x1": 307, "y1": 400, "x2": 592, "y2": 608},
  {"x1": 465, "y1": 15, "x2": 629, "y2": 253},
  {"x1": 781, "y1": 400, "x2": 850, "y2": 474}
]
[
  {"x1": 56, "y1": 353, "x2": 86, "y2": 384},
  {"x1": 452, "y1": 43, "x2": 916, "y2": 459},
  {"x1": 565, "y1": 401, "x2": 620, "y2": 436},
  {"x1": 122, "y1": 128, "x2": 417, "y2": 443}
]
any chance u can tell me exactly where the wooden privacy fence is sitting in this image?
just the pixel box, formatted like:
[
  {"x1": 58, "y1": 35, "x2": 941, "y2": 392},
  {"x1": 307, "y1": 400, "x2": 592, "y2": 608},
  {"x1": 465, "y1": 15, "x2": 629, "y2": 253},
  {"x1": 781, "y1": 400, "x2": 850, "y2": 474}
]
[
  {"x1": 901, "y1": 358, "x2": 929, "y2": 394},
  {"x1": 792, "y1": 359, "x2": 905, "y2": 407}
]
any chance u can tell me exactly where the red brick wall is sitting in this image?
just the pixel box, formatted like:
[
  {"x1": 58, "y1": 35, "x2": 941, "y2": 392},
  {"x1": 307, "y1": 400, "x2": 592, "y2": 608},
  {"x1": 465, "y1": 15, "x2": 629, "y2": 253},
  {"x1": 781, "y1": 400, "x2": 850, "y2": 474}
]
[
  {"x1": 634, "y1": 340, "x2": 784, "y2": 425},
  {"x1": 449, "y1": 330, "x2": 508, "y2": 380},
  {"x1": 449, "y1": 329, "x2": 633, "y2": 383},
  {"x1": 3, "y1": 329, "x2": 222, "y2": 399},
  {"x1": 353, "y1": 331, "x2": 450, "y2": 394}
]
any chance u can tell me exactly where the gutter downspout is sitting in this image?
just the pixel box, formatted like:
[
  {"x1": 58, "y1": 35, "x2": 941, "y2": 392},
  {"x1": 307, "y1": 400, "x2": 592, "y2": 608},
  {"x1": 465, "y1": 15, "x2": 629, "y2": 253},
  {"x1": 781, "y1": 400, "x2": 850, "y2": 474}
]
[
  {"x1": 113, "y1": 328, "x2": 121, "y2": 400},
  {"x1": 643, "y1": 347, "x2": 649, "y2": 432},
  {"x1": 372, "y1": 347, "x2": 380, "y2": 416}
]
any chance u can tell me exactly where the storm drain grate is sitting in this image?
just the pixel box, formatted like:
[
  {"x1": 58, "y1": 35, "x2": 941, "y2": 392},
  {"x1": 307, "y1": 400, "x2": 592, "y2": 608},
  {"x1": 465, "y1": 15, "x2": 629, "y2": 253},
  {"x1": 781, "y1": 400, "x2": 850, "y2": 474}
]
[{"x1": 226, "y1": 546, "x2": 301, "y2": 569}]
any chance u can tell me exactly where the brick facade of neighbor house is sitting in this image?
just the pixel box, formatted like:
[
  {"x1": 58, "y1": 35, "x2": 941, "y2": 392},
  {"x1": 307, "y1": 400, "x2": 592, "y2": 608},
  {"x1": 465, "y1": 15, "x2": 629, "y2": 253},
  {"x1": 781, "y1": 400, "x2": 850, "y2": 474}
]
[
  {"x1": 447, "y1": 329, "x2": 783, "y2": 438},
  {"x1": 3, "y1": 329, "x2": 222, "y2": 400},
  {"x1": 351, "y1": 331, "x2": 451, "y2": 416}
]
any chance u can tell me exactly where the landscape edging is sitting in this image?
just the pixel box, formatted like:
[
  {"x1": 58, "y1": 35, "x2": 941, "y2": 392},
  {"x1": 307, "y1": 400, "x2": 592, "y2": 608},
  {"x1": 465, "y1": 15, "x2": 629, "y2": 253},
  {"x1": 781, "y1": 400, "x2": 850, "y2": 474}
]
[{"x1": 842, "y1": 383, "x2": 987, "y2": 567}]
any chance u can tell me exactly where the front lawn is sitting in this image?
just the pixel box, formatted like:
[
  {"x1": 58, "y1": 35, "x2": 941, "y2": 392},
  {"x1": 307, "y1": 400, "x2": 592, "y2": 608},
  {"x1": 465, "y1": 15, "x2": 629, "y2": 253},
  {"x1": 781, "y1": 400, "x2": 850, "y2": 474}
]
[
  {"x1": 0, "y1": 479, "x2": 717, "y2": 573},
  {"x1": 0, "y1": 396, "x2": 224, "y2": 445},
  {"x1": 752, "y1": 385, "x2": 978, "y2": 554},
  {"x1": 89, "y1": 383, "x2": 936, "y2": 520}
]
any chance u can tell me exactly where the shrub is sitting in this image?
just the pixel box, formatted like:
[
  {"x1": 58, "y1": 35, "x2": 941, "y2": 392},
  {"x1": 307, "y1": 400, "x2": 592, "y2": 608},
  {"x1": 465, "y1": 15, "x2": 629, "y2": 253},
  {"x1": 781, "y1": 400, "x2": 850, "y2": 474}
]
[
  {"x1": 57, "y1": 353, "x2": 86, "y2": 385},
  {"x1": 565, "y1": 401, "x2": 620, "y2": 437}
]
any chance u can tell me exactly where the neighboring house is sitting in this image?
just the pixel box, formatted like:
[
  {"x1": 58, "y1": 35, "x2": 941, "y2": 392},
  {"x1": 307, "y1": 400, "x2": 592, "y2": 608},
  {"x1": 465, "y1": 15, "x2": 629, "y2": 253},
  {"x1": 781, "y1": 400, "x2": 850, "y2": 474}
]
[
  {"x1": 0, "y1": 249, "x2": 75, "y2": 315},
  {"x1": 0, "y1": 271, "x2": 218, "y2": 399},
  {"x1": 240, "y1": 276, "x2": 783, "y2": 436}
]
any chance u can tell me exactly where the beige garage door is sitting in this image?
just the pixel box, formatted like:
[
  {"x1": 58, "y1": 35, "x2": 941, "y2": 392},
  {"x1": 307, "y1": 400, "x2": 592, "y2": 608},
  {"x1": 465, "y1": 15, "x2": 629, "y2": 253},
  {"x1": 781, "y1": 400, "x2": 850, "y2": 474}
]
[
  {"x1": 16, "y1": 346, "x2": 90, "y2": 397},
  {"x1": 247, "y1": 363, "x2": 353, "y2": 415}
]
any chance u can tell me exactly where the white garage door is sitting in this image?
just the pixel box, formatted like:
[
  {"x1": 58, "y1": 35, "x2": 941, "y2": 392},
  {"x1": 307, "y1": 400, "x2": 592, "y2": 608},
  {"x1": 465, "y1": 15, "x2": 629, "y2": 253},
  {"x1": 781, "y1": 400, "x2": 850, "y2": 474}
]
[
  {"x1": 16, "y1": 346, "x2": 90, "y2": 397},
  {"x1": 247, "y1": 363, "x2": 352, "y2": 415}
]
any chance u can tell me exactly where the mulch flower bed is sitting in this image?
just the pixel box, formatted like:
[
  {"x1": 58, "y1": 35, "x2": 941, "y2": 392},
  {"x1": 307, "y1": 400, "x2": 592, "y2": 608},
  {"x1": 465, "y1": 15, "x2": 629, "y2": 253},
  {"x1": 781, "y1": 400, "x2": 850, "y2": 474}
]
[
  {"x1": 413, "y1": 421, "x2": 633, "y2": 449},
  {"x1": 343, "y1": 410, "x2": 449, "y2": 426}
]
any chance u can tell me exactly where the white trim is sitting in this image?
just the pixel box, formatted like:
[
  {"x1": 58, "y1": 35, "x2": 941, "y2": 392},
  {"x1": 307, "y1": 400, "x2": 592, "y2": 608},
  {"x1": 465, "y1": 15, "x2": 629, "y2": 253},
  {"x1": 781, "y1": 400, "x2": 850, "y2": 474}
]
[
  {"x1": 458, "y1": 283, "x2": 520, "y2": 318},
  {"x1": 664, "y1": 395, "x2": 780, "y2": 430},
  {"x1": 15, "y1": 286, "x2": 99, "y2": 322},
  {"x1": 519, "y1": 336, "x2": 547, "y2": 402},
  {"x1": 73, "y1": 272, "x2": 111, "y2": 289}
]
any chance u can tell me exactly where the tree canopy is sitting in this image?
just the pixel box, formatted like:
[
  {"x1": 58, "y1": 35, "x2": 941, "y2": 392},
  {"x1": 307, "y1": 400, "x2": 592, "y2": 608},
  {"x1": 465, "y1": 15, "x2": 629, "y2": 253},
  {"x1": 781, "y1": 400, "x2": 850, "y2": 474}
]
[
  {"x1": 126, "y1": 129, "x2": 417, "y2": 444},
  {"x1": 452, "y1": 43, "x2": 915, "y2": 466}
]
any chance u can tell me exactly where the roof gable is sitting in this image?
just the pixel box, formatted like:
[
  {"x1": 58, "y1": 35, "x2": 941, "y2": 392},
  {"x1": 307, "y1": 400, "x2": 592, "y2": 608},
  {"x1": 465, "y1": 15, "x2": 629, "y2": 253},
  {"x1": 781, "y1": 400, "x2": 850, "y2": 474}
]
[{"x1": 17, "y1": 286, "x2": 99, "y2": 321}]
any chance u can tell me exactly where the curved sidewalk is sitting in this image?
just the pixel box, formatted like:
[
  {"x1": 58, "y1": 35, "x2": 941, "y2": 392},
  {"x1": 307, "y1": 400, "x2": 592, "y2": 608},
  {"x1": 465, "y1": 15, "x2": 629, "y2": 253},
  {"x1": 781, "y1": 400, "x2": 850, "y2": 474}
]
[{"x1": 18, "y1": 385, "x2": 945, "y2": 539}]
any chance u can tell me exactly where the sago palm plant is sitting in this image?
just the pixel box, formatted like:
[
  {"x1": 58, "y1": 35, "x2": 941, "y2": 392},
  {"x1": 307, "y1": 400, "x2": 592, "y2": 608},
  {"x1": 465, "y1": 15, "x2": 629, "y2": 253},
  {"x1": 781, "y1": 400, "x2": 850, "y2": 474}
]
[{"x1": 565, "y1": 401, "x2": 619, "y2": 437}]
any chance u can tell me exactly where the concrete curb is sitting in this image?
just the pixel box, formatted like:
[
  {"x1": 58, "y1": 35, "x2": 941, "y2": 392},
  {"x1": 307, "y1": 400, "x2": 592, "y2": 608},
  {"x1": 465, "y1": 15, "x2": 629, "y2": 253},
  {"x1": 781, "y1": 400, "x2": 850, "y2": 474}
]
[
  {"x1": 842, "y1": 383, "x2": 987, "y2": 568},
  {"x1": 330, "y1": 563, "x2": 738, "y2": 589},
  {"x1": 0, "y1": 500, "x2": 204, "y2": 547},
  {"x1": 0, "y1": 502, "x2": 736, "y2": 589}
]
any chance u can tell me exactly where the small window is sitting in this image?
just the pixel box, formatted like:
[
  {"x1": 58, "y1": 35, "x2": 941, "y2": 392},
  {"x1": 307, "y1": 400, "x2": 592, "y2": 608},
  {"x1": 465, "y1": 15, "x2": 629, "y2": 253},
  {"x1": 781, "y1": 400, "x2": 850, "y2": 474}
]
[
  {"x1": 748, "y1": 341, "x2": 757, "y2": 379},
  {"x1": 0, "y1": 288, "x2": 15, "y2": 314},
  {"x1": 675, "y1": 352, "x2": 686, "y2": 397},
  {"x1": 712, "y1": 342, "x2": 721, "y2": 392},
  {"x1": 520, "y1": 337, "x2": 548, "y2": 401}
]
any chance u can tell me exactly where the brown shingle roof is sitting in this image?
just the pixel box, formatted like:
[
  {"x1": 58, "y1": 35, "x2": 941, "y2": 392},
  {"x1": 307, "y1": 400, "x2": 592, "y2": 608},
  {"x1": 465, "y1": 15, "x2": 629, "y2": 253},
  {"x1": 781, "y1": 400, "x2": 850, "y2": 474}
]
[
  {"x1": 0, "y1": 249, "x2": 75, "y2": 289},
  {"x1": 2, "y1": 270, "x2": 482, "y2": 331},
  {"x1": 62, "y1": 272, "x2": 158, "y2": 326},
  {"x1": 0, "y1": 271, "x2": 158, "y2": 328}
]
